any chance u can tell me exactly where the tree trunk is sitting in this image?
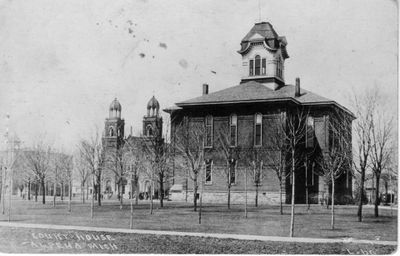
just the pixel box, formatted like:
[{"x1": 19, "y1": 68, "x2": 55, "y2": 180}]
[
  {"x1": 86, "y1": 184, "x2": 89, "y2": 200},
  {"x1": 1, "y1": 167, "x2": 4, "y2": 214},
  {"x1": 41, "y1": 179, "x2": 46, "y2": 204},
  {"x1": 91, "y1": 176, "x2": 94, "y2": 219},
  {"x1": 68, "y1": 180, "x2": 72, "y2": 212},
  {"x1": 135, "y1": 178, "x2": 139, "y2": 206},
  {"x1": 53, "y1": 181, "x2": 56, "y2": 208},
  {"x1": 130, "y1": 197, "x2": 133, "y2": 229},
  {"x1": 35, "y1": 182, "x2": 38, "y2": 202},
  {"x1": 61, "y1": 182, "x2": 64, "y2": 201},
  {"x1": 357, "y1": 167, "x2": 366, "y2": 222},
  {"x1": 245, "y1": 168, "x2": 248, "y2": 218},
  {"x1": 331, "y1": 174, "x2": 335, "y2": 230},
  {"x1": 159, "y1": 174, "x2": 164, "y2": 208},
  {"x1": 28, "y1": 179, "x2": 31, "y2": 201},
  {"x1": 193, "y1": 175, "x2": 198, "y2": 212},
  {"x1": 280, "y1": 179, "x2": 283, "y2": 215},
  {"x1": 255, "y1": 184, "x2": 259, "y2": 207},
  {"x1": 81, "y1": 184, "x2": 85, "y2": 204},
  {"x1": 119, "y1": 179, "x2": 123, "y2": 210},
  {"x1": 374, "y1": 172, "x2": 380, "y2": 217},
  {"x1": 149, "y1": 182, "x2": 153, "y2": 215},
  {"x1": 97, "y1": 174, "x2": 101, "y2": 206},
  {"x1": 227, "y1": 184, "x2": 231, "y2": 209},
  {"x1": 199, "y1": 169, "x2": 204, "y2": 224},
  {"x1": 289, "y1": 149, "x2": 295, "y2": 237}
]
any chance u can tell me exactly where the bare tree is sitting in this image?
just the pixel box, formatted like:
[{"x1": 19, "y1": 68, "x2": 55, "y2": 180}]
[
  {"x1": 78, "y1": 129, "x2": 104, "y2": 208},
  {"x1": 352, "y1": 90, "x2": 376, "y2": 222},
  {"x1": 59, "y1": 153, "x2": 73, "y2": 212},
  {"x1": 315, "y1": 110, "x2": 352, "y2": 229},
  {"x1": 104, "y1": 147, "x2": 129, "y2": 209},
  {"x1": 75, "y1": 152, "x2": 90, "y2": 204},
  {"x1": 23, "y1": 142, "x2": 52, "y2": 204},
  {"x1": 124, "y1": 139, "x2": 146, "y2": 206},
  {"x1": 174, "y1": 118, "x2": 206, "y2": 211},
  {"x1": 141, "y1": 129, "x2": 173, "y2": 208},
  {"x1": 281, "y1": 108, "x2": 307, "y2": 237},
  {"x1": 215, "y1": 128, "x2": 240, "y2": 209},
  {"x1": 266, "y1": 118, "x2": 289, "y2": 214},
  {"x1": 370, "y1": 111, "x2": 393, "y2": 217}
]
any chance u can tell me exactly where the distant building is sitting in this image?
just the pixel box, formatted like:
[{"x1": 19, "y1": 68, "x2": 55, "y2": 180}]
[{"x1": 165, "y1": 22, "x2": 354, "y2": 204}]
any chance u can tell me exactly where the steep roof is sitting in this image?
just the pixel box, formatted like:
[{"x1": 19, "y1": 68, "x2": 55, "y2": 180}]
[
  {"x1": 175, "y1": 81, "x2": 354, "y2": 117},
  {"x1": 241, "y1": 22, "x2": 279, "y2": 42}
]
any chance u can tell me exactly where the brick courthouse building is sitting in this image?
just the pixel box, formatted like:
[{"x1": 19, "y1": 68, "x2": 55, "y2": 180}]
[{"x1": 165, "y1": 22, "x2": 354, "y2": 204}]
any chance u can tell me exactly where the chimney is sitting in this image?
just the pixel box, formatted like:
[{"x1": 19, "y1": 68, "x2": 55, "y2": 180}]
[
  {"x1": 202, "y1": 84, "x2": 209, "y2": 95},
  {"x1": 295, "y1": 78, "x2": 300, "y2": 97}
]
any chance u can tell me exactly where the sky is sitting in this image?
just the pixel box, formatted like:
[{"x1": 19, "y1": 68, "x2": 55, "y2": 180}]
[{"x1": 0, "y1": 0, "x2": 397, "y2": 152}]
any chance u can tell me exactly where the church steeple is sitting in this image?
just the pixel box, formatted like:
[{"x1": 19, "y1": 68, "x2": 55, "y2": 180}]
[
  {"x1": 103, "y1": 98, "x2": 125, "y2": 150},
  {"x1": 238, "y1": 22, "x2": 289, "y2": 90},
  {"x1": 143, "y1": 96, "x2": 162, "y2": 138}
]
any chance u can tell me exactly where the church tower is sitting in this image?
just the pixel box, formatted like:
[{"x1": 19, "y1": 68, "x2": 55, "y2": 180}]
[
  {"x1": 103, "y1": 98, "x2": 125, "y2": 150},
  {"x1": 238, "y1": 22, "x2": 289, "y2": 90},
  {"x1": 143, "y1": 96, "x2": 162, "y2": 138}
]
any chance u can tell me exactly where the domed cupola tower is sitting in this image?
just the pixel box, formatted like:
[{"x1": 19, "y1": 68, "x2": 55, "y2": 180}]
[
  {"x1": 238, "y1": 22, "x2": 289, "y2": 90},
  {"x1": 143, "y1": 96, "x2": 162, "y2": 138},
  {"x1": 103, "y1": 98, "x2": 125, "y2": 150}
]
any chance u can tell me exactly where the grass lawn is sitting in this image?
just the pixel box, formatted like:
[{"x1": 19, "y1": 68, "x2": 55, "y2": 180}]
[
  {"x1": 0, "y1": 226, "x2": 396, "y2": 254},
  {"x1": 0, "y1": 197, "x2": 396, "y2": 242}
]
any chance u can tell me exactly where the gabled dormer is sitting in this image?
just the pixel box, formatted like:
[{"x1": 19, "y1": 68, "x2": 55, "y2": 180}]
[{"x1": 238, "y1": 22, "x2": 289, "y2": 90}]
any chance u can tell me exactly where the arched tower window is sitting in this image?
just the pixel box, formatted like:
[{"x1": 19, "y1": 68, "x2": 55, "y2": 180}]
[
  {"x1": 255, "y1": 55, "x2": 261, "y2": 76},
  {"x1": 146, "y1": 125, "x2": 153, "y2": 137},
  {"x1": 109, "y1": 127, "x2": 114, "y2": 137}
]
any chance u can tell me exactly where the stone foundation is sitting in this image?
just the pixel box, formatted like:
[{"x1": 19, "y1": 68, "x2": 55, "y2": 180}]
[{"x1": 171, "y1": 190, "x2": 286, "y2": 205}]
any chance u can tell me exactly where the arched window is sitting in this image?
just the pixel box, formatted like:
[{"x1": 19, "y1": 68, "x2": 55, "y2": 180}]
[
  {"x1": 146, "y1": 125, "x2": 153, "y2": 136},
  {"x1": 254, "y1": 113, "x2": 262, "y2": 146},
  {"x1": 109, "y1": 127, "x2": 114, "y2": 137},
  {"x1": 230, "y1": 114, "x2": 237, "y2": 147},
  {"x1": 205, "y1": 115, "x2": 213, "y2": 148},
  {"x1": 255, "y1": 55, "x2": 261, "y2": 76}
]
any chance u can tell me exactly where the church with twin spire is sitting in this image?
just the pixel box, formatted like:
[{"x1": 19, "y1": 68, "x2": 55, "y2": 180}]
[{"x1": 101, "y1": 96, "x2": 163, "y2": 200}]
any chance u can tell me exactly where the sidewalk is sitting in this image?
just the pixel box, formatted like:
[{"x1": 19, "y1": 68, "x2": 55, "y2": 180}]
[{"x1": 0, "y1": 221, "x2": 396, "y2": 246}]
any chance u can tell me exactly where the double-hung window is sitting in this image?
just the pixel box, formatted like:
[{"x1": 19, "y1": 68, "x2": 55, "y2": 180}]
[
  {"x1": 230, "y1": 114, "x2": 237, "y2": 147},
  {"x1": 205, "y1": 115, "x2": 213, "y2": 148},
  {"x1": 254, "y1": 113, "x2": 262, "y2": 146}
]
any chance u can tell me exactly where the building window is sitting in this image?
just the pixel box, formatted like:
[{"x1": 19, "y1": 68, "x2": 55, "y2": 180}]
[
  {"x1": 254, "y1": 113, "x2": 262, "y2": 146},
  {"x1": 262, "y1": 58, "x2": 266, "y2": 75},
  {"x1": 146, "y1": 125, "x2": 153, "y2": 136},
  {"x1": 255, "y1": 55, "x2": 261, "y2": 76},
  {"x1": 276, "y1": 57, "x2": 283, "y2": 78},
  {"x1": 109, "y1": 127, "x2": 114, "y2": 137},
  {"x1": 230, "y1": 114, "x2": 237, "y2": 147},
  {"x1": 205, "y1": 159, "x2": 213, "y2": 184},
  {"x1": 249, "y1": 60, "x2": 254, "y2": 76},
  {"x1": 205, "y1": 115, "x2": 213, "y2": 147},
  {"x1": 306, "y1": 116, "x2": 314, "y2": 148},
  {"x1": 229, "y1": 159, "x2": 236, "y2": 185},
  {"x1": 254, "y1": 161, "x2": 263, "y2": 184}
]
